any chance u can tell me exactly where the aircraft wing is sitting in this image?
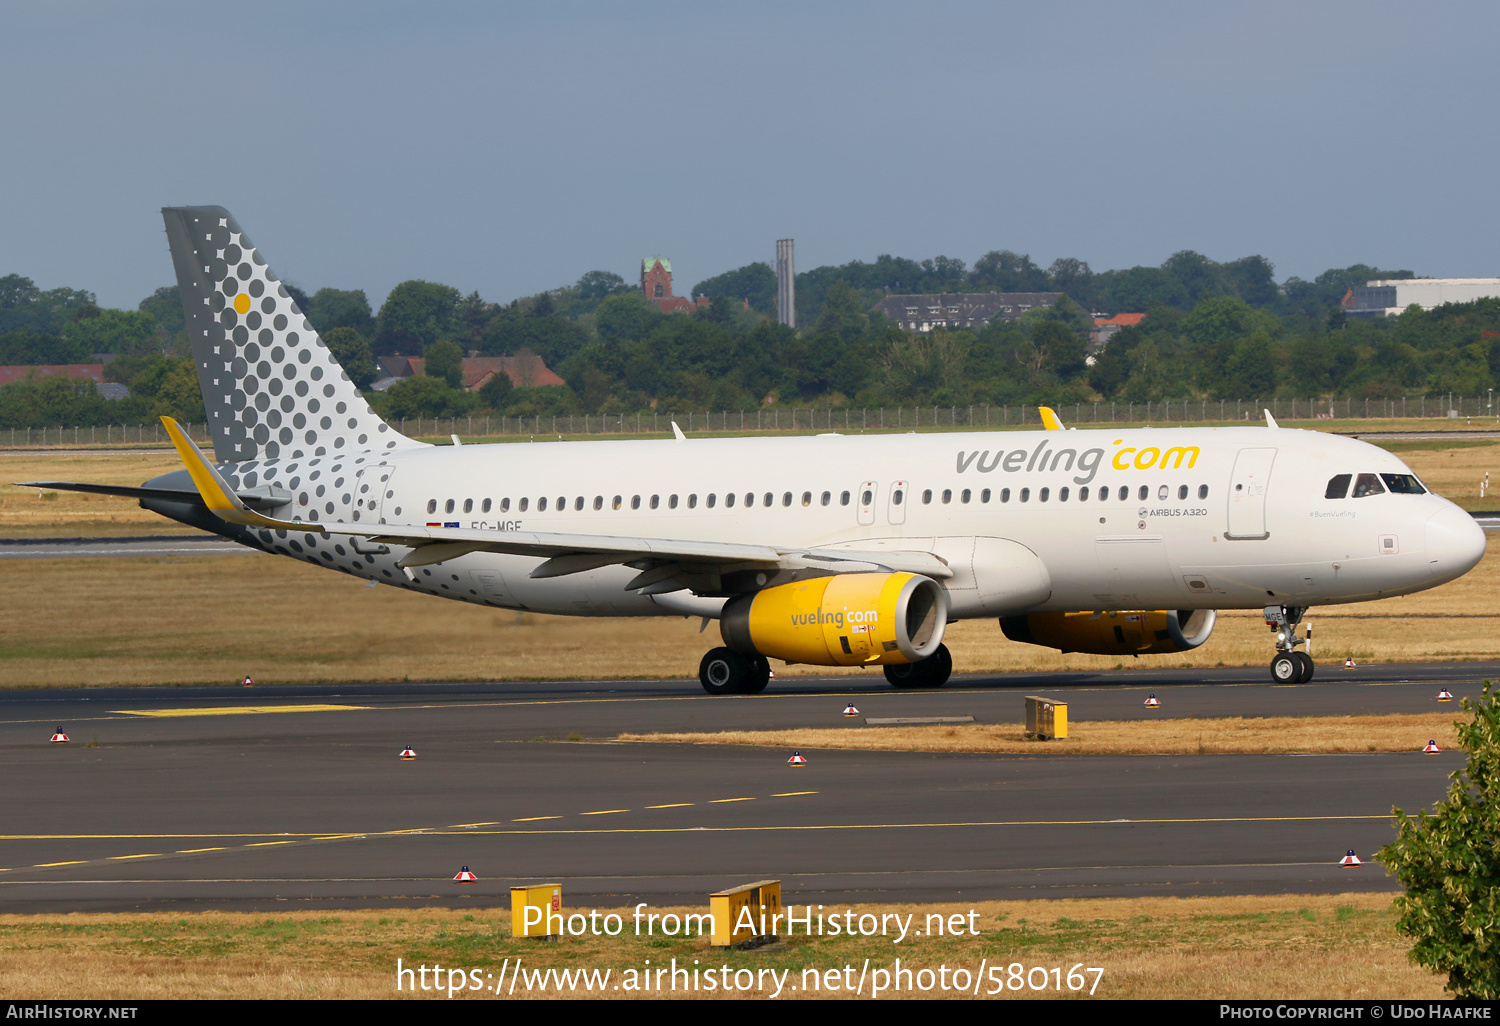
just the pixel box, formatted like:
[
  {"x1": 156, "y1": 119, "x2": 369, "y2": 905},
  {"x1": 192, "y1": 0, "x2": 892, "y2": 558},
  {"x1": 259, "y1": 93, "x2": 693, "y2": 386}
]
[{"x1": 157, "y1": 417, "x2": 952, "y2": 588}]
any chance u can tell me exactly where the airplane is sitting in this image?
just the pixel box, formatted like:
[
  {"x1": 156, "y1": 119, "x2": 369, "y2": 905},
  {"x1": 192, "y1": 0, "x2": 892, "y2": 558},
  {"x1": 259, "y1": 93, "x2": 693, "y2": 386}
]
[{"x1": 22, "y1": 207, "x2": 1488, "y2": 693}]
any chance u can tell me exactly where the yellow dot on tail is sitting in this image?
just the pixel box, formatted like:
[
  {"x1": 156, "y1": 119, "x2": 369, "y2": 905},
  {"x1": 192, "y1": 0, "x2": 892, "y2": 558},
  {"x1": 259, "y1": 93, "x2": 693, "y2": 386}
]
[{"x1": 233, "y1": 294, "x2": 251, "y2": 315}]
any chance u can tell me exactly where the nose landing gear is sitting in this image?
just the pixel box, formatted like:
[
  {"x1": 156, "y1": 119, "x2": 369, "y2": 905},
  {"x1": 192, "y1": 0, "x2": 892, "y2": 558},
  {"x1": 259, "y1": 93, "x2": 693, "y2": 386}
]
[{"x1": 1266, "y1": 605, "x2": 1314, "y2": 683}]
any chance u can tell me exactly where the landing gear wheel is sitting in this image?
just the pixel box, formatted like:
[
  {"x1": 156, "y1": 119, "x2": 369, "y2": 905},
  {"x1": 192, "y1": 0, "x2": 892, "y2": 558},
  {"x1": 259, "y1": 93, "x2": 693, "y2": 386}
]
[
  {"x1": 739, "y1": 655, "x2": 772, "y2": 694},
  {"x1": 699, "y1": 647, "x2": 751, "y2": 695},
  {"x1": 1293, "y1": 651, "x2": 1315, "y2": 684},
  {"x1": 1270, "y1": 652, "x2": 1299, "y2": 683},
  {"x1": 883, "y1": 643, "x2": 953, "y2": 689}
]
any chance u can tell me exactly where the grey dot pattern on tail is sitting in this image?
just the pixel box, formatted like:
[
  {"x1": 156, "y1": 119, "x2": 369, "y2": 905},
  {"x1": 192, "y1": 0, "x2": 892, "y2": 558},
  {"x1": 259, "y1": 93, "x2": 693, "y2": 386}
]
[{"x1": 165, "y1": 206, "x2": 414, "y2": 464}]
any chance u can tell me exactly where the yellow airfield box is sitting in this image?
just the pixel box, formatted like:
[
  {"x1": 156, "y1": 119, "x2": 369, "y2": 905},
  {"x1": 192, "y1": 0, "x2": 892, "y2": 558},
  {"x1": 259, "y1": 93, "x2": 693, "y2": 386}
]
[
  {"x1": 1025, "y1": 696, "x2": 1068, "y2": 740},
  {"x1": 511, "y1": 883, "x2": 562, "y2": 938},
  {"x1": 709, "y1": 879, "x2": 782, "y2": 948}
]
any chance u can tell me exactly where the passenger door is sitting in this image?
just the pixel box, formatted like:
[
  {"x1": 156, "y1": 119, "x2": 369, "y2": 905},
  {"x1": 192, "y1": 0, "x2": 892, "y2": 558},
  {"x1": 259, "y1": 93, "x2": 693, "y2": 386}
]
[
  {"x1": 887, "y1": 480, "x2": 908, "y2": 525},
  {"x1": 1226, "y1": 448, "x2": 1276, "y2": 540},
  {"x1": 857, "y1": 481, "x2": 877, "y2": 526}
]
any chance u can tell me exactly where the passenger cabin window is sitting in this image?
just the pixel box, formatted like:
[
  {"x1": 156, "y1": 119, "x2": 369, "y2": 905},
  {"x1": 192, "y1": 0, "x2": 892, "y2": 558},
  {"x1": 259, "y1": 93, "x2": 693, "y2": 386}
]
[
  {"x1": 980, "y1": 488, "x2": 991, "y2": 503},
  {"x1": 960, "y1": 488, "x2": 971, "y2": 503},
  {"x1": 1157, "y1": 485, "x2": 1168, "y2": 500},
  {"x1": 1000, "y1": 488, "x2": 1010, "y2": 502},
  {"x1": 1078, "y1": 486, "x2": 1089, "y2": 501},
  {"x1": 1177, "y1": 485, "x2": 1188, "y2": 500},
  {"x1": 427, "y1": 499, "x2": 437, "y2": 514},
  {"x1": 892, "y1": 488, "x2": 904, "y2": 505},
  {"x1": 463, "y1": 498, "x2": 473, "y2": 513},
  {"x1": 575, "y1": 496, "x2": 584, "y2": 511},
  {"x1": 707, "y1": 493, "x2": 716, "y2": 508},
  {"x1": 1351, "y1": 473, "x2": 1385, "y2": 498},
  {"x1": 861, "y1": 489, "x2": 872, "y2": 506},
  {"x1": 500, "y1": 498, "x2": 510, "y2": 513},
  {"x1": 921, "y1": 489, "x2": 933, "y2": 504},
  {"x1": 594, "y1": 496, "x2": 603, "y2": 510},
  {"x1": 821, "y1": 491, "x2": 831, "y2": 506},
  {"x1": 1118, "y1": 486, "x2": 1129, "y2": 500},
  {"x1": 840, "y1": 491, "x2": 851, "y2": 506},
  {"x1": 612, "y1": 495, "x2": 623, "y2": 510},
  {"x1": 941, "y1": 489, "x2": 952, "y2": 504},
  {"x1": 1020, "y1": 487, "x2": 1031, "y2": 502},
  {"x1": 631, "y1": 495, "x2": 641, "y2": 509},
  {"x1": 669, "y1": 494, "x2": 679, "y2": 509},
  {"x1": 556, "y1": 496, "x2": 564, "y2": 511},
  {"x1": 1197, "y1": 484, "x2": 1209, "y2": 499},
  {"x1": 519, "y1": 497, "x2": 528, "y2": 512},
  {"x1": 782, "y1": 492, "x2": 793, "y2": 507},
  {"x1": 445, "y1": 499, "x2": 455, "y2": 513},
  {"x1": 1325, "y1": 474, "x2": 1351, "y2": 499},
  {"x1": 1059, "y1": 486, "x2": 1069, "y2": 501},
  {"x1": 763, "y1": 492, "x2": 774, "y2": 507},
  {"x1": 1039, "y1": 487, "x2": 1049, "y2": 502},
  {"x1": 650, "y1": 495, "x2": 660, "y2": 509},
  {"x1": 1137, "y1": 485, "x2": 1149, "y2": 501},
  {"x1": 688, "y1": 494, "x2": 698, "y2": 509},
  {"x1": 725, "y1": 492, "x2": 736, "y2": 508},
  {"x1": 801, "y1": 491, "x2": 811, "y2": 506},
  {"x1": 1381, "y1": 473, "x2": 1426, "y2": 494},
  {"x1": 538, "y1": 497, "x2": 548, "y2": 511}
]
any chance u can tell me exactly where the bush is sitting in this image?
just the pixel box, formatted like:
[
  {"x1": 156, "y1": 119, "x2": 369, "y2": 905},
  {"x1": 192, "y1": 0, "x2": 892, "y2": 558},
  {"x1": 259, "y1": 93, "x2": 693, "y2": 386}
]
[{"x1": 1379, "y1": 681, "x2": 1500, "y2": 998}]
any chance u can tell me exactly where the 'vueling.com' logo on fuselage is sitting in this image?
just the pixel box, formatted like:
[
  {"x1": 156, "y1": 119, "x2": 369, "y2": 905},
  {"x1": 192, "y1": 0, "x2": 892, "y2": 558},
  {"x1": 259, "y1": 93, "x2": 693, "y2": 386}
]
[
  {"x1": 955, "y1": 439, "x2": 1199, "y2": 485},
  {"x1": 792, "y1": 606, "x2": 879, "y2": 629}
]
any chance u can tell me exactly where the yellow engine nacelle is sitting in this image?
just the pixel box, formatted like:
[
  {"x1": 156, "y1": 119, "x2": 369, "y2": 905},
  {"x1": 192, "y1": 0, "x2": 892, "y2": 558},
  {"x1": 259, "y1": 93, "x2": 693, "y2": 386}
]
[
  {"x1": 999, "y1": 609, "x2": 1216, "y2": 656},
  {"x1": 720, "y1": 572, "x2": 949, "y2": 667}
]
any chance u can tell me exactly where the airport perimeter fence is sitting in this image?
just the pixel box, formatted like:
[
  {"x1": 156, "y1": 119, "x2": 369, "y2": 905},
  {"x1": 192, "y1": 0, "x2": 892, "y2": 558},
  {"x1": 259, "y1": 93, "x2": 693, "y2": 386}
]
[{"x1": 3, "y1": 394, "x2": 1499, "y2": 448}]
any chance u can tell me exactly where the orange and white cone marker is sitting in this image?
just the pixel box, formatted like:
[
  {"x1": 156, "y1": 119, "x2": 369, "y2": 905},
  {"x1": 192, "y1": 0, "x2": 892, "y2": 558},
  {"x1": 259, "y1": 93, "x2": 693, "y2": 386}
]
[
  {"x1": 1437, "y1": 689, "x2": 1454, "y2": 702},
  {"x1": 1339, "y1": 850, "x2": 1361, "y2": 867},
  {"x1": 454, "y1": 866, "x2": 477, "y2": 883},
  {"x1": 399, "y1": 746, "x2": 417, "y2": 760},
  {"x1": 1144, "y1": 694, "x2": 1160, "y2": 708},
  {"x1": 50, "y1": 728, "x2": 69, "y2": 743},
  {"x1": 842, "y1": 703, "x2": 860, "y2": 717},
  {"x1": 1343, "y1": 657, "x2": 1356, "y2": 668},
  {"x1": 788, "y1": 751, "x2": 807, "y2": 767},
  {"x1": 1423, "y1": 740, "x2": 1441, "y2": 753}
]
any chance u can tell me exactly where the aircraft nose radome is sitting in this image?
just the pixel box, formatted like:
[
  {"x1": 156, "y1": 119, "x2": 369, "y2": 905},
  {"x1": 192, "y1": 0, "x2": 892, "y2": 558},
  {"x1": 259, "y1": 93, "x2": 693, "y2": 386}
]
[{"x1": 1425, "y1": 505, "x2": 1487, "y2": 582}]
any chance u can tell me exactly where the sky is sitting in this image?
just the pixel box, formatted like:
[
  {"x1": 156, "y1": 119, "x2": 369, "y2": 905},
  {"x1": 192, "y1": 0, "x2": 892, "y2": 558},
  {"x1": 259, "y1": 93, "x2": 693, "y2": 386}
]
[{"x1": 3, "y1": 0, "x2": 1499, "y2": 311}]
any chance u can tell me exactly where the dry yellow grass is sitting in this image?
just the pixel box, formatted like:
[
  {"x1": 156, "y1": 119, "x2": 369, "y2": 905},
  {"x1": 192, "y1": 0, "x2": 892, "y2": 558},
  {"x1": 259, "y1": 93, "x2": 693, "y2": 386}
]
[
  {"x1": 0, "y1": 451, "x2": 199, "y2": 537},
  {"x1": 620, "y1": 712, "x2": 1467, "y2": 755},
  {"x1": 0, "y1": 893, "x2": 1447, "y2": 999}
]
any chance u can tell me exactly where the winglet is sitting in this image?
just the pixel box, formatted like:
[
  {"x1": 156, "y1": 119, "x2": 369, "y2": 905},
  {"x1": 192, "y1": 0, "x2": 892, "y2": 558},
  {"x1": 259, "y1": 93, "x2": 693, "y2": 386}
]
[
  {"x1": 1039, "y1": 406, "x2": 1065, "y2": 431},
  {"x1": 671, "y1": 421, "x2": 686, "y2": 442},
  {"x1": 1264, "y1": 409, "x2": 1279, "y2": 429},
  {"x1": 160, "y1": 416, "x2": 299, "y2": 529}
]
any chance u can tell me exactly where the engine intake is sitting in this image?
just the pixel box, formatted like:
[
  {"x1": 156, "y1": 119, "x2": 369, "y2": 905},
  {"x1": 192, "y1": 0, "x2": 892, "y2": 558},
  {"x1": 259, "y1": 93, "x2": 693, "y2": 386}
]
[
  {"x1": 721, "y1": 572, "x2": 948, "y2": 666},
  {"x1": 999, "y1": 609, "x2": 1216, "y2": 655}
]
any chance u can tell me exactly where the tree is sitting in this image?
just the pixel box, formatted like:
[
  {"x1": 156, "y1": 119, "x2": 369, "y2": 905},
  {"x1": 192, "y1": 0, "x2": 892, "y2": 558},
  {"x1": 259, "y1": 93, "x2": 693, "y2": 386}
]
[
  {"x1": 374, "y1": 375, "x2": 477, "y2": 419},
  {"x1": 307, "y1": 288, "x2": 376, "y2": 337},
  {"x1": 478, "y1": 369, "x2": 512, "y2": 409},
  {"x1": 1032, "y1": 320, "x2": 1087, "y2": 379},
  {"x1": 575, "y1": 270, "x2": 632, "y2": 304},
  {"x1": 692, "y1": 262, "x2": 776, "y2": 315},
  {"x1": 62, "y1": 308, "x2": 161, "y2": 357},
  {"x1": 376, "y1": 280, "x2": 460, "y2": 348},
  {"x1": 971, "y1": 250, "x2": 1049, "y2": 292},
  {"x1": 323, "y1": 327, "x2": 378, "y2": 389},
  {"x1": 423, "y1": 339, "x2": 464, "y2": 389},
  {"x1": 0, "y1": 274, "x2": 95, "y2": 334},
  {"x1": 1380, "y1": 682, "x2": 1500, "y2": 998},
  {"x1": 137, "y1": 286, "x2": 184, "y2": 336}
]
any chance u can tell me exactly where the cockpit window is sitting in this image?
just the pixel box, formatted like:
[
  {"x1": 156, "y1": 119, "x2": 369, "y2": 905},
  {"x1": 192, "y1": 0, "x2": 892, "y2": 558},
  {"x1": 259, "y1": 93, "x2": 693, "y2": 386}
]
[
  {"x1": 1380, "y1": 473, "x2": 1426, "y2": 494},
  {"x1": 1324, "y1": 474, "x2": 1351, "y2": 499},
  {"x1": 1351, "y1": 473, "x2": 1386, "y2": 498}
]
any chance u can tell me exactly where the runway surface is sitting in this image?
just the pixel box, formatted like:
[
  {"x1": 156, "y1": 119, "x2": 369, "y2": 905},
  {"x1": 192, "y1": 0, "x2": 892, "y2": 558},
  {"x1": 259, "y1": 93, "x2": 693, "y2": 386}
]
[{"x1": 1, "y1": 662, "x2": 1486, "y2": 913}]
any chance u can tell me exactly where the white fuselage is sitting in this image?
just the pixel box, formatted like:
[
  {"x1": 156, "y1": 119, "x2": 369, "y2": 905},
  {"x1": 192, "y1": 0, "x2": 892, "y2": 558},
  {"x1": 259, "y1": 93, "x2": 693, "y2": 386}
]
[{"x1": 215, "y1": 425, "x2": 1485, "y2": 619}]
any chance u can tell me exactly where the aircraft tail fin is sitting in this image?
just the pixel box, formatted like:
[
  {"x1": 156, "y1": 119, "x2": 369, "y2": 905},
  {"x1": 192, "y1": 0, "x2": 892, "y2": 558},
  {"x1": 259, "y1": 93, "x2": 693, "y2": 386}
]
[{"x1": 162, "y1": 206, "x2": 418, "y2": 464}]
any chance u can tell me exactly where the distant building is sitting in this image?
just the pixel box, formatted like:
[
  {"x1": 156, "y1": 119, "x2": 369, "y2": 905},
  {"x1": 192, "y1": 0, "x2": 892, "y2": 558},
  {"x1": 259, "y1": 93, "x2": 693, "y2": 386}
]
[
  {"x1": 641, "y1": 257, "x2": 709, "y2": 315},
  {"x1": 0, "y1": 363, "x2": 127, "y2": 399},
  {"x1": 1093, "y1": 312, "x2": 1146, "y2": 349},
  {"x1": 1343, "y1": 278, "x2": 1500, "y2": 318},
  {"x1": 379, "y1": 354, "x2": 566, "y2": 393},
  {"x1": 872, "y1": 293, "x2": 1064, "y2": 333}
]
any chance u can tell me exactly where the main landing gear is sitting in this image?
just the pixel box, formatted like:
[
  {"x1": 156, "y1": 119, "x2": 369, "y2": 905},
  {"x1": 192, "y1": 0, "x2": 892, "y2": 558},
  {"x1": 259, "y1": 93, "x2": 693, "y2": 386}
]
[
  {"x1": 883, "y1": 643, "x2": 953, "y2": 689},
  {"x1": 698, "y1": 647, "x2": 771, "y2": 695},
  {"x1": 1265, "y1": 605, "x2": 1315, "y2": 683}
]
